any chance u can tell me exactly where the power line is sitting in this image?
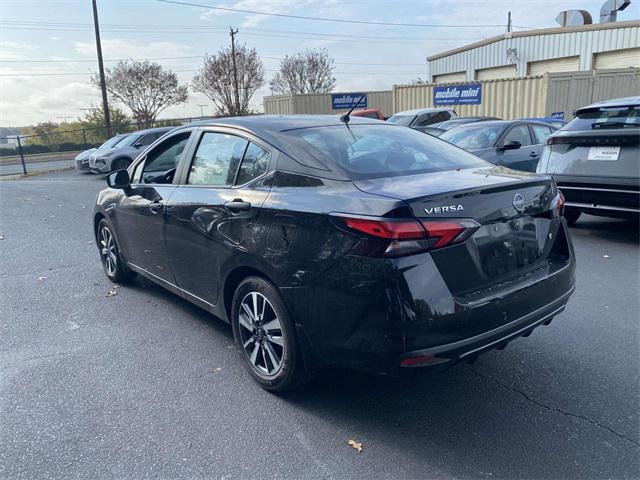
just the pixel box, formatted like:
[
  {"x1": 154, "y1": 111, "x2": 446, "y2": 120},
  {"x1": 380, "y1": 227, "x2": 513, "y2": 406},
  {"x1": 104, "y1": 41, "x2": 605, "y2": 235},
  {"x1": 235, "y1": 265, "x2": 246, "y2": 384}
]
[
  {"x1": 154, "y1": 0, "x2": 534, "y2": 29},
  {"x1": 0, "y1": 69, "x2": 426, "y2": 77},
  {"x1": 0, "y1": 54, "x2": 431, "y2": 67},
  {"x1": 0, "y1": 23, "x2": 492, "y2": 45}
]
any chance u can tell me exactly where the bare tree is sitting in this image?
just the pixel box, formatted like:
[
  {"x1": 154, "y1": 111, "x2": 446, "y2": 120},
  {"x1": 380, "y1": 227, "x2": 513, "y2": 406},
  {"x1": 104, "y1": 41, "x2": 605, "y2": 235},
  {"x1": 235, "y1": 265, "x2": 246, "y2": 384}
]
[
  {"x1": 192, "y1": 44, "x2": 265, "y2": 116},
  {"x1": 93, "y1": 61, "x2": 188, "y2": 126},
  {"x1": 269, "y1": 49, "x2": 336, "y2": 95}
]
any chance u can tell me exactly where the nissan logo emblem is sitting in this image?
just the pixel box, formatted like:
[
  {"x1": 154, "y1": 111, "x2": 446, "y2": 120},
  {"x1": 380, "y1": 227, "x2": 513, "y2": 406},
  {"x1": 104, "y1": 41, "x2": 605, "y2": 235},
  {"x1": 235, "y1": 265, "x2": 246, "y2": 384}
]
[{"x1": 513, "y1": 193, "x2": 525, "y2": 212}]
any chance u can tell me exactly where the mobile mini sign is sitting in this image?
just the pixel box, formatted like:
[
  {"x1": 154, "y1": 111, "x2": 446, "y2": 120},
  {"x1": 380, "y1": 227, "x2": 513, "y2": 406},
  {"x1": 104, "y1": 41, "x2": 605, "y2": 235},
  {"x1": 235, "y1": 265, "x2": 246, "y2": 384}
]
[
  {"x1": 332, "y1": 93, "x2": 367, "y2": 110},
  {"x1": 433, "y1": 84, "x2": 482, "y2": 105}
]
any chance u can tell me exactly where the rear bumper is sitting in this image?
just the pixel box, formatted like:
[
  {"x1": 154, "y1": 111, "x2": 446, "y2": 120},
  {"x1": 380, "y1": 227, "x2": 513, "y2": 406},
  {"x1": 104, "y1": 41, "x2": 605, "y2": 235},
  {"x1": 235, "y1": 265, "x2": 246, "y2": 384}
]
[
  {"x1": 399, "y1": 285, "x2": 573, "y2": 372},
  {"x1": 283, "y1": 224, "x2": 576, "y2": 375},
  {"x1": 555, "y1": 175, "x2": 640, "y2": 218}
]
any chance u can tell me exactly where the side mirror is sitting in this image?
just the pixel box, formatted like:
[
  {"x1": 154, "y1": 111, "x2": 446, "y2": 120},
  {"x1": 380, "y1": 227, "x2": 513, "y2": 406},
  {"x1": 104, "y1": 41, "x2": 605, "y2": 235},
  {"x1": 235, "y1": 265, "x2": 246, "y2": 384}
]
[
  {"x1": 106, "y1": 169, "x2": 131, "y2": 190},
  {"x1": 499, "y1": 140, "x2": 521, "y2": 151}
]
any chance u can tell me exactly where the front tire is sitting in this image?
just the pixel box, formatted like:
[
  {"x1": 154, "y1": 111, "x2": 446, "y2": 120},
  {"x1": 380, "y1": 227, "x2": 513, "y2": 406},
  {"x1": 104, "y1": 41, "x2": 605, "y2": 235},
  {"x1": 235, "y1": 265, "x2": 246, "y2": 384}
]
[
  {"x1": 97, "y1": 219, "x2": 136, "y2": 284},
  {"x1": 564, "y1": 207, "x2": 581, "y2": 226},
  {"x1": 231, "y1": 276, "x2": 308, "y2": 392}
]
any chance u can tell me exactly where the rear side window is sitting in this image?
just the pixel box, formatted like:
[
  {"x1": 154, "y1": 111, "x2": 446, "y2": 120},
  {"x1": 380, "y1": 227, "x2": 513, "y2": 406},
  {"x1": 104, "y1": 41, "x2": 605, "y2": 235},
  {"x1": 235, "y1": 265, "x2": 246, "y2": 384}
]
[
  {"x1": 188, "y1": 132, "x2": 248, "y2": 186},
  {"x1": 236, "y1": 143, "x2": 270, "y2": 185},
  {"x1": 565, "y1": 106, "x2": 640, "y2": 130},
  {"x1": 280, "y1": 124, "x2": 487, "y2": 180},
  {"x1": 530, "y1": 124, "x2": 554, "y2": 144},
  {"x1": 502, "y1": 125, "x2": 532, "y2": 147}
]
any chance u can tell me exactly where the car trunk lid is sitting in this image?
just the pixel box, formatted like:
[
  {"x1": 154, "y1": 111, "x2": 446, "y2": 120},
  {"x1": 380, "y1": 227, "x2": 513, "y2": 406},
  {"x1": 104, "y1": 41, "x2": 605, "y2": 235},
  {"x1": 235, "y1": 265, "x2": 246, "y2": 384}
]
[{"x1": 354, "y1": 166, "x2": 567, "y2": 296}]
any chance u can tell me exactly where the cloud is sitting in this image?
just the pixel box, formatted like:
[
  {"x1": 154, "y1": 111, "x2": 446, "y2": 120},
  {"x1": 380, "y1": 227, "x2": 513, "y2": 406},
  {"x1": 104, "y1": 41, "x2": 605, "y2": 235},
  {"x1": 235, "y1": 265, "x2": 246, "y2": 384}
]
[
  {"x1": 200, "y1": 0, "x2": 318, "y2": 28},
  {"x1": 73, "y1": 39, "x2": 194, "y2": 60}
]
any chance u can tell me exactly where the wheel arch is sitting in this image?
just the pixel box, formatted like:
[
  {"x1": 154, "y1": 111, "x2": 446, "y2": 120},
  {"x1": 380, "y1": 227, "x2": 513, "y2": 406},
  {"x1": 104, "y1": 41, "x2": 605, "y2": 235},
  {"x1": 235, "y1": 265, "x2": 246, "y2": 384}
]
[{"x1": 223, "y1": 266, "x2": 276, "y2": 323}]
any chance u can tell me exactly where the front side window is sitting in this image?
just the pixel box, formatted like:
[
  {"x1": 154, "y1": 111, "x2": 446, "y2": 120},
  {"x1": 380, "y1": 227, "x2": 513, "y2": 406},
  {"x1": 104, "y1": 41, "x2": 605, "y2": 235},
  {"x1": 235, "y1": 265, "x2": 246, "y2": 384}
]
[
  {"x1": 280, "y1": 124, "x2": 487, "y2": 180},
  {"x1": 530, "y1": 124, "x2": 554, "y2": 144},
  {"x1": 139, "y1": 132, "x2": 191, "y2": 184},
  {"x1": 188, "y1": 132, "x2": 248, "y2": 186},
  {"x1": 502, "y1": 125, "x2": 532, "y2": 147}
]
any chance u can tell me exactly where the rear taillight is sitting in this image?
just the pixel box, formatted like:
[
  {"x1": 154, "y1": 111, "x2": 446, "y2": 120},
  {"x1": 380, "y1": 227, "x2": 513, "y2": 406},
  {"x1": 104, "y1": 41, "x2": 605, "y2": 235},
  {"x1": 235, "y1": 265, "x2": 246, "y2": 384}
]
[{"x1": 336, "y1": 215, "x2": 480, "y2": 257}]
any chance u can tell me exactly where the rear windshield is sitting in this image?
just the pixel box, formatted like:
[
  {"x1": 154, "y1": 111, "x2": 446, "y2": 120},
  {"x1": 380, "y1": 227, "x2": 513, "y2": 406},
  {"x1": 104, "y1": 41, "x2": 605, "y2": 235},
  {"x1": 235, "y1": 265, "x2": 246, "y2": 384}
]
[
  {"x1": 564, "y1": 106, "x2": 640, "y2": 130},
  {"x1": 440, "y1": 124, "x2": 506, "y2": 149},
  {"x1": 386, "y1": 114, "x2": 415, "y2": 126},
  {"x1": 280, "y1": 124, "x2": 487, "y2": 179}
]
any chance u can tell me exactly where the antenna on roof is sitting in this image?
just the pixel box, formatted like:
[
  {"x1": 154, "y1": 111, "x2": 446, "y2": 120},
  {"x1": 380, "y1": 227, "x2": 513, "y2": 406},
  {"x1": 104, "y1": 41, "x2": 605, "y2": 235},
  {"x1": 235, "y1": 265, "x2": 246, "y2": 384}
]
[{"x1": 340, "y1": 95, "x2": 366, "y2": 124}]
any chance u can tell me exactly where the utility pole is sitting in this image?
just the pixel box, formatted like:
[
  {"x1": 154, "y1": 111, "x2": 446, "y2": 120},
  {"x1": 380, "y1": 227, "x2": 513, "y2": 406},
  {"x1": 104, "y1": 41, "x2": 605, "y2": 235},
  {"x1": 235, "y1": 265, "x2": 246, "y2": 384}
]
[
  {"x1": 197, "y1": 104, "x2": 209, "y2": 117},
  {"x1": 507, "y1": 11, "x2": 512, "y2": 33},
  {"x1": 229, "y1": 27, "x2": 241, "y2": 116},
  {"x1": 92, "y1": 0, "x2": 112, "y2": 137}
]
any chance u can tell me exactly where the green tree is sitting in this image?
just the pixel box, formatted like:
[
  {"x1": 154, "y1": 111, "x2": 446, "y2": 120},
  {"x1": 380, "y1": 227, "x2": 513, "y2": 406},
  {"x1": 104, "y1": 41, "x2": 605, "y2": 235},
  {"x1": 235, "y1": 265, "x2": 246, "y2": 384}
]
[{"x1": 80, "y1": 105, "x2": 133, "y2": 144}]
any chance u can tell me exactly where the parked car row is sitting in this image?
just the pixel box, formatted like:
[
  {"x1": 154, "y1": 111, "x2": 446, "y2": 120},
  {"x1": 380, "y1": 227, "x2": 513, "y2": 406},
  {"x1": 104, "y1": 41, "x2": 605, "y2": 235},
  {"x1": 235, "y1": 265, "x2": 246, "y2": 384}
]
[{"x1": 74, "y1": 127, "x2": 173, "y2": 173}]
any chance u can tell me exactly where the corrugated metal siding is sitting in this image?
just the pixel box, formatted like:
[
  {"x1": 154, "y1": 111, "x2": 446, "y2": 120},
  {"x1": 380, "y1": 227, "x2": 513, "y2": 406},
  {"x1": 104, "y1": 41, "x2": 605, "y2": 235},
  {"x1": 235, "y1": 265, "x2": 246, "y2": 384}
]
[
  {"x1": 545, "y1": 68, "x2": 640, "y2": 118},
  {"x1": 590, "y1": 68, "x2": 640, "y2": 102},
  {"x1": 263, "y1": 95, "x2": 293, "y2": 114},
  {"x1": 264, "y1": 91, "x2": 393, "y2": 116},
  {"x1": 429, "y1": 24, "x2": 640, "y2": 80},
  {"x1": 393, "y1": 76, "x2": 547, "y2": 118}
]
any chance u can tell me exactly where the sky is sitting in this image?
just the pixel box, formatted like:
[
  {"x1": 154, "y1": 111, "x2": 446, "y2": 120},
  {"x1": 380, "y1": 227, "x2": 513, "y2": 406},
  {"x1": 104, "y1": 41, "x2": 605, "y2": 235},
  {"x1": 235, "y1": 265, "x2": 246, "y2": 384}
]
[{"x1": 0, "y1": 0, "x2": 635, "y2": 127}]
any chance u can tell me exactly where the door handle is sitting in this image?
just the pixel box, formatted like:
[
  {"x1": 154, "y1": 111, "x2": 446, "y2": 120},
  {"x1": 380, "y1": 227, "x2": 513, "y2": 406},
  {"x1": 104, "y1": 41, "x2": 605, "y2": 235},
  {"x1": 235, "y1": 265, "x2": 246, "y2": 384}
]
[
  {"x1": 224, "y1": 199, "x2": 251, "y2": 211},
  {"x1": 149, "y1": 201, "x2": 164, "y2": 214}
]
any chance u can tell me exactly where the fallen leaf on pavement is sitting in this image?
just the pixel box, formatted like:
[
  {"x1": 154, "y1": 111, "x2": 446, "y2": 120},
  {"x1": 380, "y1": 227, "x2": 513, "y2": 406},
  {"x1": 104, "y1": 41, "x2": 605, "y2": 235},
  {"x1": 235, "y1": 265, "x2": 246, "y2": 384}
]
[
  {"x1": 213, "y1": 367, "x2": 222, "y2": 373},
  {"x1": 347, "y1": 439, "x2": 363, "y2": 453},
  {"x1": 106, "y1": 286, "x2": 119, "y2": 297},
  {"x1": 37, "y1": 276, "x2": 47, "y2": 281},
  {"x1": 603, "y1": 255, "x2": 610, "y2": 259},
  {"x1": 0, "y1": 235, "x2": 5, "y2": 240}
]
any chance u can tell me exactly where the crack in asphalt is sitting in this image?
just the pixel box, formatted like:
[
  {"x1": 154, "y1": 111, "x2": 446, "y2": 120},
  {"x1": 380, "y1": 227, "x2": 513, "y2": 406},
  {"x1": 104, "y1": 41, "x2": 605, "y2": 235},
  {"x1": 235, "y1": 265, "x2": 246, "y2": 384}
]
[{"x1": 465, "y1": 365, "x2": 640, "y2": 448}]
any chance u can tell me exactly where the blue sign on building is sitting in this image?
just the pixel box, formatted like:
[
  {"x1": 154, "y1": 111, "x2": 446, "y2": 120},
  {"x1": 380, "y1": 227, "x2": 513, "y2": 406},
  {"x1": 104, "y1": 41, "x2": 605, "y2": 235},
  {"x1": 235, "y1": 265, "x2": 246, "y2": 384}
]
[
  {"x1": 433, "y1": 83, "x2": 482, "y2": 105},
  {"x1": 332, "y1": 93, "x2": 367, "y2": 110},
  {"x1": 550, "y1": 111, "x2": 565, "y2": 119}
]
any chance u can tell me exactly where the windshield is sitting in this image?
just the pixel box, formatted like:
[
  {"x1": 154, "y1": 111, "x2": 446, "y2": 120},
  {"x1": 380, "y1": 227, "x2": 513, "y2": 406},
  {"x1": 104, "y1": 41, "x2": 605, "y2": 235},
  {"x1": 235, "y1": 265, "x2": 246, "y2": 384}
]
[
  {"x1": 564, "y1": 106, "x2": 640, "y2": 130},
  {"x1": 440, "y1": 124, "x2": 505, "y2": 149},
  {"x1": 386, "y1": 114, "x2": 415, "y2": 126},
  {"x1": 118, "y1": 134, "x2": 141, "y2": 148},
  {"x1": 281, "y1": 124, "x2": 487, "y2": 179},
  {"x1": 100, "y1": 135, "x2": 127, "y2": 149}
]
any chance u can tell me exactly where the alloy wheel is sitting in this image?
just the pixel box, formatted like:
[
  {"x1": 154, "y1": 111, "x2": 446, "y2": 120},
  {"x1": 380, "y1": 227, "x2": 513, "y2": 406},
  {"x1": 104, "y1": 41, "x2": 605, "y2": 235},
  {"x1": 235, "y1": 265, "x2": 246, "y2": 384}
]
[
  {"x1": 99, "y1": 226, "x2": 117, "y2": 276},
  {"x1": 238, "y1": 291, "x2": 285, "y2": 376}
]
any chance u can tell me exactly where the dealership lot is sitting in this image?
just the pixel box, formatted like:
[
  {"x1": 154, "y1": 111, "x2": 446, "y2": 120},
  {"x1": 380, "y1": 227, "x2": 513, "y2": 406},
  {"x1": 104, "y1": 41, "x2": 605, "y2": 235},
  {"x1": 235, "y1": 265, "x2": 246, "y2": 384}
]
[{"x1": 1, "y1": 171, "x2": 638, "y2": 479}]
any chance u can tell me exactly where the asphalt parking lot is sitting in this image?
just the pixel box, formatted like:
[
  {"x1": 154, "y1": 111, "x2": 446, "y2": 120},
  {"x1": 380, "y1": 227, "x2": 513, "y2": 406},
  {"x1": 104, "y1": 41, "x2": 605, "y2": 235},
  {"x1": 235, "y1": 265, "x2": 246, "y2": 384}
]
[{"x1": 1, "y1": 170, "x2": 638, "y2": 479}]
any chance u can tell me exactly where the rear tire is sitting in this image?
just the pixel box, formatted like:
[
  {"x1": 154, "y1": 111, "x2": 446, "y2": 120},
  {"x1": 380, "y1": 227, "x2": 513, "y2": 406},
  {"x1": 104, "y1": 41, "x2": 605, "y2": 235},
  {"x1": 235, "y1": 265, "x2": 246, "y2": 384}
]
[
  {"x1": 231, "y1": 276, "x2": 308, "y2": 392},
  {"x1": 97, "y1": 219, "x2": 136, "y2": 284},
  {"x1": 111, "y1": 158, "x2": 131, "y2": 172},
  {"x1": 564, "y1": 207, "x2": 581, "y2": 226}
]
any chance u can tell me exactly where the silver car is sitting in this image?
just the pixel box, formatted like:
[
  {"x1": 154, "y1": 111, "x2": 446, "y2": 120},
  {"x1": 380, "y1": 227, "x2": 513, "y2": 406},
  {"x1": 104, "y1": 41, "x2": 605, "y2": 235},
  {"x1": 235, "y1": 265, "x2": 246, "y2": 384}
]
[
  {"x1": 75, "y1": 134, "x2": 128, "y2": 172},
  {"x1": 88, "y1": 127, "x2": 173, "y2": 173}
]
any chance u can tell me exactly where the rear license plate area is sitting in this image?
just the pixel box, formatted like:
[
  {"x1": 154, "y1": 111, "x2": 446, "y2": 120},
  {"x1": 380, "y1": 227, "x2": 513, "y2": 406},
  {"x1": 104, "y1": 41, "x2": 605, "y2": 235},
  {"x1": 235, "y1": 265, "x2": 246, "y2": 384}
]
[{"x1": 474, "y1": 217, "x2": 542, "y2": 278}]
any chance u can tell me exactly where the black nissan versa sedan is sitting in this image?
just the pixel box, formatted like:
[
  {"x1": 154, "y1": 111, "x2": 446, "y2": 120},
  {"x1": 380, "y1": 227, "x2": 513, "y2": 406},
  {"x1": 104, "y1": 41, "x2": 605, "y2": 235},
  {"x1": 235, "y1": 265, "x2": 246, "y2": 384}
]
[{"x1": 94, "y1": 115, "x2": 575, "y2": 391}]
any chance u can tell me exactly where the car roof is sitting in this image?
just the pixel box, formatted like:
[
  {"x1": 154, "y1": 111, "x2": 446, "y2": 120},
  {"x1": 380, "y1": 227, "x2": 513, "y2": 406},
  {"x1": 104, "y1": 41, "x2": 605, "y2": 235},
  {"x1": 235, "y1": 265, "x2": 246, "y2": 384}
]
[
  {"x1": 577, "y1": 96, "x2": 640, "y2": 113},
  {"x1": 391, "y1": 107, "x2": 453, "y2": 116},
  {"x1": 181, "y1": 115, "x2": 384, "y2": 152},
  {"x1": 133, "y1": 126, "x2": 174, "y2": 135}
]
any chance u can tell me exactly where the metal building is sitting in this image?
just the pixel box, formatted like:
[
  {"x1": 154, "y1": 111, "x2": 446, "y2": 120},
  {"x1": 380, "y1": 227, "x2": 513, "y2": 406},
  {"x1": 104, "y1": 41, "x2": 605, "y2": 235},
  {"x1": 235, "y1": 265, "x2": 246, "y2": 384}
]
[{"x1": 426, "y1": 20, "x2": 640, "y2": 82}]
